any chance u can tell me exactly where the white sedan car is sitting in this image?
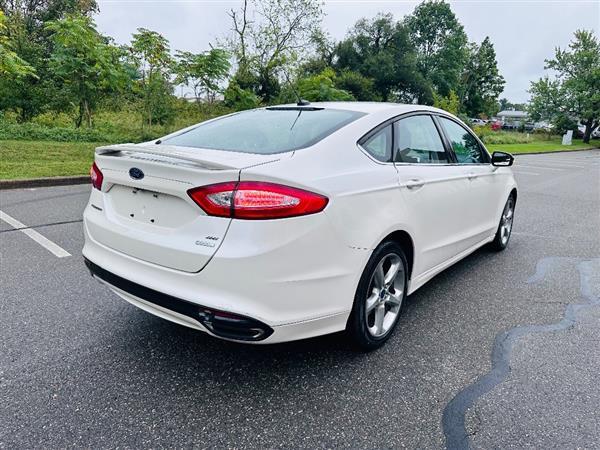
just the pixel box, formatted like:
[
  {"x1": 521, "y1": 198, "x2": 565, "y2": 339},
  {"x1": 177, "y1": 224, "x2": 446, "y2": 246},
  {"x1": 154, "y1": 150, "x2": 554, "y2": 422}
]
[{"x1": 83, "y1": 102, "x2": 517, "y2": 350}]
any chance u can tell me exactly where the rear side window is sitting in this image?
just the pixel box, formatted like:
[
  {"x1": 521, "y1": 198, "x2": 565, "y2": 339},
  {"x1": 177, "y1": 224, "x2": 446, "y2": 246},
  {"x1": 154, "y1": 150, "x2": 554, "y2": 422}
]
[
  {"x1": 161, "y1": 108, "x2": 364, "y2": 154},
  {"x1": 361, "y1": 125, "x2": 393, "y2": 162},
  {"x1": 394, "y1": 115, "x2": 448, "y2": 164},
  {"x1": 438, "y1": 117, "x2": 487, "y2": 164}
]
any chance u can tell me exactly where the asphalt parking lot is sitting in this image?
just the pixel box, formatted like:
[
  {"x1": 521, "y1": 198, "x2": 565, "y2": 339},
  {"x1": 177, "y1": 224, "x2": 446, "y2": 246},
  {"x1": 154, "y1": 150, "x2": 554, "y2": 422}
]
[{"x1": 1, "y1": 150, "x2": 599, "y2": 449}]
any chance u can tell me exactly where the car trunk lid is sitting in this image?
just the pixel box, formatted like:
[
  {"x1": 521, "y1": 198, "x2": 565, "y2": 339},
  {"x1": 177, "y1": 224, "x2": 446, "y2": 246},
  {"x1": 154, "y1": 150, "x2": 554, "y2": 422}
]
[{"x1": 87, "y1": 143, "x2": 288, "y2": 272}]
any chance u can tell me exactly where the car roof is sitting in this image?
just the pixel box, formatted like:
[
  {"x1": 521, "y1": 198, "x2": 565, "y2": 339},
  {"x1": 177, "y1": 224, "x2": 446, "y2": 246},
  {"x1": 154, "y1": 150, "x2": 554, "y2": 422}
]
[{"x1": 271, "y1": 101, "x2": 448, "y2": 116}]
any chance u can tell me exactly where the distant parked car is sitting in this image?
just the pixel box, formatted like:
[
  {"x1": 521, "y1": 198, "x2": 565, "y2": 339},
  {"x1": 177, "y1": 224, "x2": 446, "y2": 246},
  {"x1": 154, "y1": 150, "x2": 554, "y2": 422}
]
[
  {"x1": 490, "y1": 121, "x2": 502, "y2": 131},
  {"x1": 533, "y1": 122, "x2": 553, "y2": 132},
  {"x1": 502, "y1": 121, "x2": 520, "y2": 130},
  {"x1": 470, "y1": 118, "x2": 487, "y2": 126}
]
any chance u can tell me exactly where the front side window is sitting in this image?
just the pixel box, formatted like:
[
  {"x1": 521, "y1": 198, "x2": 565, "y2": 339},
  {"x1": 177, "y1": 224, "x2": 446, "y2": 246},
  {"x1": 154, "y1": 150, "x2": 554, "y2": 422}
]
[
  {"x1": 438, "y1": 117, "x2": 487, "y2": 164},
  {"x1": 161, "y1": 108, "x2": 364, "y2": 154},
  {"x1": 394, "y1": 115, "x2": 448, "y2": 164},
  {"x1": 361, "y1": 125, "x2": 393, "y2": 162}
]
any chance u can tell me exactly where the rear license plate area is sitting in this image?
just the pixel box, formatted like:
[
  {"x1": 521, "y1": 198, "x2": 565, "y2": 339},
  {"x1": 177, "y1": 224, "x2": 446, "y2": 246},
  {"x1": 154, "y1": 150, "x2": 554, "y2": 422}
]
[
  {"x1": 125, "y1": 188, "x2": 163, "y2": 224},
  {"x1": 108, "y1": 185, "x2": 198, "y2": 228}
]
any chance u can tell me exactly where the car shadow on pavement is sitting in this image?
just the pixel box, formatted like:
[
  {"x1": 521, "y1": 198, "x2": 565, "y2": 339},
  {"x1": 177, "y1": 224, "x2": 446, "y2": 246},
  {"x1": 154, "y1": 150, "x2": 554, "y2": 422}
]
[{"x1": 98, "y1": 244, "x2": 502, "y2": 378}]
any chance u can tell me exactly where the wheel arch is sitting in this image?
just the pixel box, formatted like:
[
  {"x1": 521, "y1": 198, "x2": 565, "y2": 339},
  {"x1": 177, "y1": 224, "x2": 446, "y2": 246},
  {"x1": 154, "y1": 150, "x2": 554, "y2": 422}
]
[{"x1": 380, "y1": 230, "x2": 415, "y2": 281}]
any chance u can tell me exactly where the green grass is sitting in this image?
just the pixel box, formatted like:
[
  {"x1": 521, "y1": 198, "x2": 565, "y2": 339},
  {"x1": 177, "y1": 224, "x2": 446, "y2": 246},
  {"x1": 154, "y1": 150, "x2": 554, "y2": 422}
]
[
  {"x1": 0, "y1": 140, "x2": 103, "y2": 180},
  {"x1": 487, "y1": 138, "x2": 596, "y2": 154}
]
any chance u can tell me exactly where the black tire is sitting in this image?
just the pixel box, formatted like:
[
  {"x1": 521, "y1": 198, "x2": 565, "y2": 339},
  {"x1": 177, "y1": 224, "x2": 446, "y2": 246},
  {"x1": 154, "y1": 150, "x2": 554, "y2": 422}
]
[
  {"x1": 489, "y1": 194, "x2": 516, "y2": 251},
  {"x1": 347, "y1": 241, "x2": 408, "y2": 351}
]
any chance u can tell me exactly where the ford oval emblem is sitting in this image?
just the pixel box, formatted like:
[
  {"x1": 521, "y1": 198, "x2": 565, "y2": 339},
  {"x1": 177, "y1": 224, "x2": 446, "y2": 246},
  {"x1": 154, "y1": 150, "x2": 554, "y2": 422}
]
[{"x1": 129, "y1": 167, "x2": 144, "y2": 180}]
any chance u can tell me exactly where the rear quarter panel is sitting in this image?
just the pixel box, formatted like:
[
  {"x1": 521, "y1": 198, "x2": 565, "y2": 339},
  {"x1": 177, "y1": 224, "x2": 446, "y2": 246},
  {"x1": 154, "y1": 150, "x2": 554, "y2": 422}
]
[{"x1": 240, "y1": 111, "x2": 420, "y2": 289}]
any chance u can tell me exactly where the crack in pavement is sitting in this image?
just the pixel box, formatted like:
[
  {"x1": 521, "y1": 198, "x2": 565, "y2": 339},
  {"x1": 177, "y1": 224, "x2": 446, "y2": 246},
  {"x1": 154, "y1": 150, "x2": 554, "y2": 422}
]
[
  {"x1": 441, "y1": 257, "x2": 600, "y2": 450},
  {"x1": 0, "y1": 219, "x2": 83, "y2": 233}
]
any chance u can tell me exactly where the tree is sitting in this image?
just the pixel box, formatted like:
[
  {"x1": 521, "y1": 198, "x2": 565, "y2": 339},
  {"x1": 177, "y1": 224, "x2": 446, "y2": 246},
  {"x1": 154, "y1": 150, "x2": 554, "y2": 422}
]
[
  {"x1": 45, "y1": 14, "x2": 126, "y2": 127},
  {"x1": 335, "y1": 13, "x2": 427, "y2": 102},
  {"x1": 529, "y1": 30, "x2": 600, "y2": 143},
  {"x1": 335, "y1": 70, "x2": 377, "y2": 101},
  {"x1": 405, "y1": 0, "x2": 468, "y2": 101},
  {"x1": 130, "y1": 28, "x2": 174, "y2": 126},
  {"x1": 498, "y1": 98, "x2": 527, "y2": 113},
  {"x1": 223, "y1": 81, "x2": 260, "y2": 110},
  {"x1": 0, "y1": 1, "x2": 98, "y2": 34},
  {"x1": 433, "y1": 90, "x2": 459, "y2": 115},
  {"x1": 0, "y1": 0, "x2": 98, "y2": 120},
  {"x1": 280, "y1": 68, "x2": 353, "y2": 102},
  {"x1": 459, "y1": 37, "x2": 505, "y2": 117},
  {"x1": 175, "y1": 48, "x2": 230, "y2": 104},
  {"x1": 0, "y1": 9, "x2": 36, "y2": 77},
  {"x1": 297, "y1": 29, "x2": 336, "y2": 77},
  {"x1": 227, "y1": 0, "x2": 323, "y2": 102}
]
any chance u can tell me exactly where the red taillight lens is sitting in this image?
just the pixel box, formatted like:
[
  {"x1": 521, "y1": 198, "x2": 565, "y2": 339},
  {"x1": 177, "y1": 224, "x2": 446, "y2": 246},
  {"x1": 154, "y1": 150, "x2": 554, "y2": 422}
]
[
  {"x1": 187, "y1": 181, "x2": 328, "y2": 219},
  {"x1": 188, "y1": 182, "x2": 237, "y2": 218},
  {"x1": 90, "y1": 162, "x2": 103, "y2": 190}
]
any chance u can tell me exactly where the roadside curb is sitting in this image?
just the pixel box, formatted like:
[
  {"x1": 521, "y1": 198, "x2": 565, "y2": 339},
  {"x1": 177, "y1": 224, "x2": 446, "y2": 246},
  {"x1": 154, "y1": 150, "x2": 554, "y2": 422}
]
[
  {"x1": 0, "y1": 175, "x2": 89, "y2": 190},
  {"x1": 511, "y1": 147, "x2": 598, "y2": 156}
]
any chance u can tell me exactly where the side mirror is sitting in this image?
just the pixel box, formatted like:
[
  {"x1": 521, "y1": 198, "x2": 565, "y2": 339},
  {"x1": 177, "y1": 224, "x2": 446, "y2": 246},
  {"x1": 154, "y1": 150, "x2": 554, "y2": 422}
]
[{"x1": 491, "y1": 151, "x2": 514, "y2": 167}]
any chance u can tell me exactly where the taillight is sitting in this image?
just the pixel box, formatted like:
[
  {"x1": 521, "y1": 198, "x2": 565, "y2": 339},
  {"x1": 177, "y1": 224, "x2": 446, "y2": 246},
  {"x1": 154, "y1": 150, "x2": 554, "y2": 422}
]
[
  {"x1": 90, "y1": 162, "x2": 103, "y2": 190},
  {"x1": 187, "y1": 181, "x2": 328, "y2": 219}
]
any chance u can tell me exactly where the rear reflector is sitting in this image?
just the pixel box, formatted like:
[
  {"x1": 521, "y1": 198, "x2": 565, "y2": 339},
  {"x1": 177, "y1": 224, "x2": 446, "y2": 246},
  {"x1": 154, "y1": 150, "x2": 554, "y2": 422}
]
[
  {"x1": 90, "y1": 162, "x2": 103, "y2": 190},
  {"x1": 188, "y1": 181, "x2": 328, "y2": 219}
]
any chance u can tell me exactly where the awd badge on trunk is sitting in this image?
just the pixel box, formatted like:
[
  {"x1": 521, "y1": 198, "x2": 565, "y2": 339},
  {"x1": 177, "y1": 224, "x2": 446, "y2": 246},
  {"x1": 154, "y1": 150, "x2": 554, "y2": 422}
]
[{"x1": 129, "y1": 167, "x2": 144, "y2": 180}]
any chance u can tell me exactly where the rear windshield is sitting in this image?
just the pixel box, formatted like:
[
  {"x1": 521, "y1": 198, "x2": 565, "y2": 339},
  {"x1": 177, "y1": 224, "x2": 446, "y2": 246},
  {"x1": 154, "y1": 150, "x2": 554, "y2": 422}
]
[{"x1": 160, "y1": 108, "x2": 365, "y2": 154}]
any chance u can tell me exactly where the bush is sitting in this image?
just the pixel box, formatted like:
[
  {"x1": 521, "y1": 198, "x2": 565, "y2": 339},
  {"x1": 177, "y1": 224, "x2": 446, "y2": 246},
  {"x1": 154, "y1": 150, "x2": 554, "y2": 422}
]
[
  {"x1": 0, "y1": 121, "x2": 123, "y2": 142},
  {"x1": 553, "y1": 115, "x2": 579, "y2": 135},
  {"x1": 472, "y1": 124, "x2": 494, "y2": 138},
  {"x1": 295, "y1": 69, "x2": 354, "y2": 102},
  {"x1": 31, "y1": 112, "x2": 73, "y2": 128},
  {"x1": 480, "y1": 131, "x2": 531, "y2": 145},
  {"x1": 0, "y1": 100, "x2": 234, "y2": 143},
  {"x1": 335, "y1": 70, "x2": 378, "y2": 101},
  {"x1": 531, "y1": 128, "x2": 555, "y2": 140},
  {"x1": 224, "y1": 82, "x2": 261, "y2": 111},
  {"x1": 433, "y1": 90, "x2": 459, "y2": 115}
]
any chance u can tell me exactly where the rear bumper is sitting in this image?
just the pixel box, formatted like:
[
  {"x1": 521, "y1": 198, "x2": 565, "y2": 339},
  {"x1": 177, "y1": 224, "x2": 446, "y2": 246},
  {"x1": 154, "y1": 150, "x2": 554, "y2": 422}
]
[
  {"x1": 84, "y1": 257, "x2": 274, "y2": 341},
  {"x1": 82, "y1": 206, "x2": 368, "y2": 343}
]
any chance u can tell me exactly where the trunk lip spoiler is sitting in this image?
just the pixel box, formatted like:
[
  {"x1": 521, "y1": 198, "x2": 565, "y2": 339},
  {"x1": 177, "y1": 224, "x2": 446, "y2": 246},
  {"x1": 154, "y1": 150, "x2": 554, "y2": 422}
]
[{"x1": 95, "y1": 144, "x2": 284, "y2": 171}]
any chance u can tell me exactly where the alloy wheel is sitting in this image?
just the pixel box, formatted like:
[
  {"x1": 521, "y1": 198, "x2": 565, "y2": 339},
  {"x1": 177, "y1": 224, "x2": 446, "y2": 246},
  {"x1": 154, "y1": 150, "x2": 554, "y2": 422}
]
[
  {"x1": 365, "y1": 253, "x2": 405, "y2": 337},
  {"x1": 500, "y1": 197, "x2": 515, "y2": 246}
]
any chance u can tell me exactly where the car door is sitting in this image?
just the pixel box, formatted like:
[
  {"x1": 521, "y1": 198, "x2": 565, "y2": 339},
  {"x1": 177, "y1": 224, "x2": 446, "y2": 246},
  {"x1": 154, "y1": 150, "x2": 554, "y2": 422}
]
[
  {"x1": 393, "y1": 114, "x2": 473, "y2": 278},
  {"x1": 436, "y1": 116, "x2": 504, "y2": 240}
]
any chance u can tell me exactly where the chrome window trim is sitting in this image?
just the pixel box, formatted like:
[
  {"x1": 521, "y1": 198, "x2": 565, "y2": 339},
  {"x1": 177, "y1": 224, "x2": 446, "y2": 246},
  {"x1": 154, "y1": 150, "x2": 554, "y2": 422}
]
[
  {"x1": 356, "y1": 109, "x2": 495, "y2": 167},
  {"x1": 356, "y1": 144, "x2": 494, "y2": 168}
]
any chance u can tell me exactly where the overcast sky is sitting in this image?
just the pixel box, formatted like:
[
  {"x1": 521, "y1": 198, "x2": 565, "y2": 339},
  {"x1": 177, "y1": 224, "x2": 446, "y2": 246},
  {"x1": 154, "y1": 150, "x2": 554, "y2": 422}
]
[{"x1": 95, "y1": 0, "x2": 600, "y2": 103}]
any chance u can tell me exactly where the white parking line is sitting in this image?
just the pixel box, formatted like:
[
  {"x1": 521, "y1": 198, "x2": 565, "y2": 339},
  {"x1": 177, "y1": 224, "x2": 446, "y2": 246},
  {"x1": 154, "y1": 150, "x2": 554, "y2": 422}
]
[
  {"x1": 0, "y1": 210, "x2": 71, "y2": 258},
  {"x1": 514, "y1": 165, "x2": 564, "y2": 171},
  {"x1": 523, "y1": 162, "x2": 585, "y2": 168},
  {"x1": 511, "y1": 170, "x2": 540, "y2": 176},
  {"x1": 523, "y1": 158, "x2": 590, "y2": 163}
]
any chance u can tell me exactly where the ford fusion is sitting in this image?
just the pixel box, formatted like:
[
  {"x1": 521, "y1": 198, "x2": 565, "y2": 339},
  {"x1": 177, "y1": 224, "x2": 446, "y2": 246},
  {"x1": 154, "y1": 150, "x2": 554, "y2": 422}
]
[{"x1": 83, "y1": 102, "x2": 517, "y2": 350}]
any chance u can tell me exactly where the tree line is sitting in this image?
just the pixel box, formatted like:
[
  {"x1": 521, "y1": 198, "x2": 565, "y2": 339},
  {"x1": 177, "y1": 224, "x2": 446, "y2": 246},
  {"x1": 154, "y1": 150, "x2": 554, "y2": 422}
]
[{"x1": 0, "y1": 0, "x2": 597, "y2": 142}]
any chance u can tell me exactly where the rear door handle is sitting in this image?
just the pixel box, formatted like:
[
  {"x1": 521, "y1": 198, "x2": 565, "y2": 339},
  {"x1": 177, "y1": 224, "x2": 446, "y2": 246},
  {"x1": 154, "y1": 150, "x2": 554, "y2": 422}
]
[{"x1": 405, "y1": 179, "x2": 425, "y2": 189}]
